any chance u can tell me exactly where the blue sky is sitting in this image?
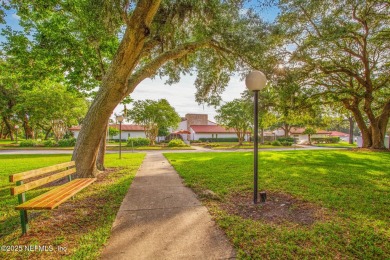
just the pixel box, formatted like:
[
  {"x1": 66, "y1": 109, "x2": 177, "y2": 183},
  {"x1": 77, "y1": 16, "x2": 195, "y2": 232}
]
[{"x1": 0, "y1": 3, "x2": 279, "y2": 122}]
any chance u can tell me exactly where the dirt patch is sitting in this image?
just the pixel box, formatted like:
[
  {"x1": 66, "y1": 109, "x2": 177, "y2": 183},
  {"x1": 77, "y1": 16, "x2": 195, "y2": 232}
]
[{"x1": 220, "y1": 192, "x2": 328, "y2": 226}]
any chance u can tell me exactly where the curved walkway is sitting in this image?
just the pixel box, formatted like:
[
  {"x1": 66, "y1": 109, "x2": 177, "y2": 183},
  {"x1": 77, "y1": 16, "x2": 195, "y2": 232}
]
[{"x1": 100, "y1": 153, "x2": 235, "y2": 259}]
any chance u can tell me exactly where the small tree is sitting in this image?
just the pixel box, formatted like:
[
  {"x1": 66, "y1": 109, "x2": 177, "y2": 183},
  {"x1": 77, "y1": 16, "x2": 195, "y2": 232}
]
[
  {"x1": 303, "y1": 127, "x2": 317, "y2": 145},
  {"x1": 108, "y1": 126, "x2": 119, "y2": 141},
  {"x1": 215, "y1": 99, "x2": 252, "y2": 145},
  {"x1": 128, "y1": 99, "x2": 180, "y2": 145}
]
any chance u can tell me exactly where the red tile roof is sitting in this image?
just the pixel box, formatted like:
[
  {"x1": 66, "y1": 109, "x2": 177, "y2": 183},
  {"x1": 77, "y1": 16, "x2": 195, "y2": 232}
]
[
  {"x1": 329, "y1": 131, "x2": 349, "y2": 137},
  {"x1": 289, "y1": 127, "x2": 331, "y2": 135},
  {"x1": 190, "y1": 125, "x2": 238, "y2": 133},
  {"x1": 69, "y1": 124, "x2": 144, "y2": 131}
]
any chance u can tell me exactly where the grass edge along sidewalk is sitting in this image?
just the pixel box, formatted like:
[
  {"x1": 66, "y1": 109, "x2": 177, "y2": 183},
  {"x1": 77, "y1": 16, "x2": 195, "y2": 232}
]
[
  {"x1": 0, "y1": 153, "x2": 145, "y2": 260},
  {"x1": 165, "y1": 150, "x2": 390, "y2": 259}
]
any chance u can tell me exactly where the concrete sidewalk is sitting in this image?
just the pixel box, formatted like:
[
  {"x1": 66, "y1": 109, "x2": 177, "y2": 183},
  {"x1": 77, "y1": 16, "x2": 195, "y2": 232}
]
[{"x1": 100, "y1": 153, "x2": 236, "y2": 260}]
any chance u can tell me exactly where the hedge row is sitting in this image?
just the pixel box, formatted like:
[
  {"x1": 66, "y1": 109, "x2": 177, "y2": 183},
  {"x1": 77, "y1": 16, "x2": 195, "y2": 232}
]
[
  {"x1": 311, "y1": 137, "x2": 340, "y2": 144},
  {"x1": 19, "y1": 138, "x2": 77, "y2": 147},
  {"x1": 276, "y1": 137, "x2": 295, "y2": 143},
  {"x1": 198, "y1": 138, "x2": 239, "y2": 142},
  {"x1": 127, "y1": 137, "x2": 150, "y2": 147}
]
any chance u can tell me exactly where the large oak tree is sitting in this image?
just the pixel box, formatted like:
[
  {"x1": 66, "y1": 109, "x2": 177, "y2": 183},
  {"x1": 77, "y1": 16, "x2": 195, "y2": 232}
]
[
  {"x1": 277, "y1": 0, "x2": 390, "y2": 149},
  {"x1": 4, "y1": 1, "x2": 271, "y2": 177}
]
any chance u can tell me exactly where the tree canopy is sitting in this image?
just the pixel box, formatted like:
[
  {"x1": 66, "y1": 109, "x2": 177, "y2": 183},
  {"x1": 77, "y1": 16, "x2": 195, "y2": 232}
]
[
  {"x1": 277, "y1": 0, "x2": 390, "y2": 148},
  {"x1": 128, "y1": 99, "x2": 180, "y2": 145},
  {"x1": 215, "y1": 98, "x2": 252, "y2": 145}
]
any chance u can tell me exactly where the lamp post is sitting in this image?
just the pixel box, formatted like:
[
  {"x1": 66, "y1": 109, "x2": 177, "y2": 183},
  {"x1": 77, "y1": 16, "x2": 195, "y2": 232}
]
[
  {"x1": 14, "y1": 125, "x2": 19, "y2": 144},
  {"x1": 245, "y1": 70, "x2": 267, "y2": 204},
  {"x1": 116, "y1": 115, "x2": 124, "y2": 159}
]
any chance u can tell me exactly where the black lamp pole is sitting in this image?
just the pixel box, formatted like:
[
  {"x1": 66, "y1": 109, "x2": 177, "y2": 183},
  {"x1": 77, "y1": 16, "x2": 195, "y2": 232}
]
[
  {"x1": 245, "y1": 70, "x2": 267, "y2": 205},
  {"x1": 253, "y1": 90, "x2": 259, "y2": 204}
]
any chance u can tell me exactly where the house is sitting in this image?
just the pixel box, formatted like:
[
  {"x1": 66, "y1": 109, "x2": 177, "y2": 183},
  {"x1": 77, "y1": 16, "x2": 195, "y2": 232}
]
[
  {"x1": 274, "y1": 127, "x2": 331, "y2": 144},
  {"x1": 189, "y1": 125, "x2": 248, "y2": 141},
  {"x1": 172, "y1": 113, "x2": 248, "y2": 141},
  {"x1": 70, "y1": 113, "x2": 249, "y2": 142},
  {"x1": 69, "y1": 124, "x2": 146, "y2": 140},
  {"x1": 329, "y1": 131, "x2": 350, "y2": 142}
]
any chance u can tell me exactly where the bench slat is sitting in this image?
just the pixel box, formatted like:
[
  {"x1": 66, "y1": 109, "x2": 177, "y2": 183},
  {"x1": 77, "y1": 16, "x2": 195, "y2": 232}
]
[
  {"x1": 15, "y1": 178, "x2": 96, "y2": 210},
  {"x1": 10, "y1": 161, "x2": 75, "y2": 182},
  {"x1": 11, "y1": 168, "x2": 76, "y2": 196},
  {"x1": 18, "y1": 178, "x2": 92, "y2": 209}
]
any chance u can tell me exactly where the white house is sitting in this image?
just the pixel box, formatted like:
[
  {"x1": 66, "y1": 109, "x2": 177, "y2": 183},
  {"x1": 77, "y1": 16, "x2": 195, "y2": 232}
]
[
  {"x1": 171, "y1": 113, "x2": 247, "y2": 141},
  {"x1": 69, "y1": 124, "x2": 146, "y2": 140},
  {"x1": 329, "y1": 131, "x2": 350, "y2": 142},
  {"x1": 189, "y1": 125, "x2": 249, "y2": 141},
  {"x1": 70, "y1": 113, "x2": 250, "y2": 142}
]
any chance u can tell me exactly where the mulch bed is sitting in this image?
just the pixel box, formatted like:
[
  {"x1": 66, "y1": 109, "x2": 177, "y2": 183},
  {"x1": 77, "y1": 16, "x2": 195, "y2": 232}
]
[{"x1": 219, "y1": 191, "x2": 328, "y2": 226}]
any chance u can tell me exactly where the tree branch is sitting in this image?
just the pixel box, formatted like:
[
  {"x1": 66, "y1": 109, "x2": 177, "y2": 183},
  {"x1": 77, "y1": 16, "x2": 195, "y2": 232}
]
[{"x1": 126, "y1": 40, "x2": 213, "y2": 95}]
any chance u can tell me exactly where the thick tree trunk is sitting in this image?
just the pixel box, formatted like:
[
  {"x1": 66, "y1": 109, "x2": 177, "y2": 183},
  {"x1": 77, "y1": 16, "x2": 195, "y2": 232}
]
[
  {"x1": 22, "y1": 114, "x2": 34, "y2": 139},
  {"x1": 345, "y1": 100, "x2": 389, "y2": 149},
  {"x1": 96, "y1": 123, "x2": 108, "y2": 171},
  {"x1": 283, "y1": 123, "x2": 290, "y2": 137},
  {"x1": 0, "y1": 121, "x2": 4, "y2": 139},
  {"x1": 44, "y1": 127, "x2": 52, "y2": 140},
  {"x1": 3, "y1": 116, "x2": 14, "y2": 141},
  {"x1": 236, "y1": 131, "x2": 244, "y2": 145},
  {"x1": 347, "y1": 105, "x2": 372, "y2": 148},
  {"x1": 72, "y1": 1, "x2": 161, "y2": 178},
  {"x1": 348, "y1": 116, "x2": 354, "y2": 144},
  {"x1": 72, "y1": 86, "x2": 123, "y2": 177}
]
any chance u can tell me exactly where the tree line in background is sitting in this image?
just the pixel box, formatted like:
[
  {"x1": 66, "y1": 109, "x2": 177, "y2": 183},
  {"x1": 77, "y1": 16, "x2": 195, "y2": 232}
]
[{"x1": 0, "y1": 0, "x2": 388, "y2": 178}]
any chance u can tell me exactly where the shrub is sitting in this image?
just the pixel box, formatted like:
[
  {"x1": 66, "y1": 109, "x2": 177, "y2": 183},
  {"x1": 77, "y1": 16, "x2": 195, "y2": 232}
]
[
  {"x1": 190, "y1": 140, "x2": 202, "y2": 143},
  {"x1": 58, "y1": 138, "x2": 77, "y2": 147},
  {"x1": 277, "y1": 137, "x2": 295, "y2": 143},
  {"x1": 44, "y1": 140, "x2": 58, "y2": 147},
  {"x1": 204, "y1": 143, "x2": 220, "y2": 148},
  {"x1": 19, "y1": 140, "x2": 37, "y2": 147},
  {"x1": 198, "y1": 138, "x2": 239, "y2": 142},
  {"x1": 127, "y1": 137, "x2": 150, "y2": 147},
  {"x1": 281, "y1": 141, "x2": 293, "y2": 146},
  {"x1": 311, "y1": 137, "x2": 340, "y2": 144},
  {"x1": 168, "y1": 139, "x2": 188, "y2": 147},
  {"x1": 271, "y1": 140, "x2": 282, "y2": 146}
]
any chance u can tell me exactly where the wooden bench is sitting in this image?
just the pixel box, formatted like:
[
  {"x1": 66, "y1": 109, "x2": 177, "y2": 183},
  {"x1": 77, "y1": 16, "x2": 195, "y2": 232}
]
[{"x1": 9, "y1": 161, "x2": 96, "y2": 235}]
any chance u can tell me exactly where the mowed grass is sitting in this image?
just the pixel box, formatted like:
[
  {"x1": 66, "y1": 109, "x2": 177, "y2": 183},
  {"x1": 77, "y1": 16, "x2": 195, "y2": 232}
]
[
  {"x1": 315, "y1": 141, "x2": 357, "y2": 148},
  {"x1": 165, "y1": 150, "x2": 390, "y2": 259},
  {"x1": 0, "y1": 153, "x2": 145, "y2": 259},
  {"x1": 199, "y1": 141, "x2": 288, "y2": 150}
]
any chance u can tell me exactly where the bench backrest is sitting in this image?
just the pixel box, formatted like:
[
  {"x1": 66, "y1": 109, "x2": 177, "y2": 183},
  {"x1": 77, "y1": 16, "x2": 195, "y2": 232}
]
[{"x1": 10, "y1": 161, "x2": 76, "y2": 196}]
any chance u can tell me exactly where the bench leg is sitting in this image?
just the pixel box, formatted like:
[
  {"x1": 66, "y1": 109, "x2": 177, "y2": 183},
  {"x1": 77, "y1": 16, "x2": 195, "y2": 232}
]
[{"x1": 19, "y1": 210, "x2": 28, "y2": 235}]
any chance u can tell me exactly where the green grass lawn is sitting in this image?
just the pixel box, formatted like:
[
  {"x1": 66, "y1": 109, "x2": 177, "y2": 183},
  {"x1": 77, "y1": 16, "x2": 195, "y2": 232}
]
[
  {"x1": 0, "y1": 153, "x2": 145, "y2": 259},
  {"x1": 315, "y1": 141, "x2": 358, "y2": 148},
  {"x1": 198, "y1": 142, "x2": 296, "y2": 150},
  {"x1": 0, "y1": 139, "x2": 15, "y2": 145},
  {"x1": 165, "y1": 150, "x2": 390, "y2": 259}
]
